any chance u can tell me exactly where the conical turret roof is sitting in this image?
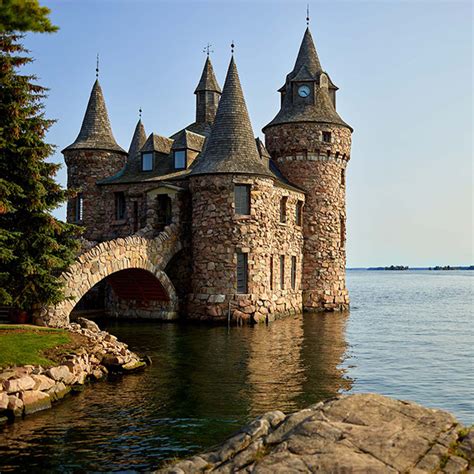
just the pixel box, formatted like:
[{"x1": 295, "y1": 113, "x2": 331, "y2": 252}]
[
  {"x1": 127, "y1": 119, "x2": 146, "y2": 160},
  {"x1": 191, "y1": 57, "x2": 272, "y2": 177},
  {"x1": 289, "y1": 27, "x2": 322, "y2": 80},
  {"x1": 63, "y1": 79, "x2": 126, "y2": 153},
  {"x1": 263, "y1": 27, "x2": 352, "y2": 132},
  {"x1": 194, "y1": 57, "x2": 221, "y2": 94}
]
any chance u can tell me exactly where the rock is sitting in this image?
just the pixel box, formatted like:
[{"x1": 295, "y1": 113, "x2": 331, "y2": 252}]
[
  {"x1": 156, "y1": 394, "x2": 472, "y2": 473},
  {"x1": 7, "y1": 395, "x2": 24, "y2": 417},
  {"x1": 0, "y1": 392, "x2": 9, "y2": 411},
  {"x1": 2, "y1": 375, "x2": 36, "y2": 393},
  {"x1": 76, "y1": 317, "x2": 100, "y2": 332},
  {"x1": 31, "y1": 374, "x2": 56, "y2": 391},
  {"x1": 121, "y1": 360, "x2": 146, "y2": 372},
  {"x1": 46, "y1": 365, "x2": 75, "y2": 384},
  {"x1": 46, "y1": 382, "x2": 71, "y2": 402},
  {"x1": 20, "y1": 390, "x2": 52, "y2": 415}
]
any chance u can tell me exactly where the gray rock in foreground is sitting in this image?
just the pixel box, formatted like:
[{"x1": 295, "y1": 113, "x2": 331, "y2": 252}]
[{"x1": 157, "y1": 393, "x2": 473, "y2": 473}]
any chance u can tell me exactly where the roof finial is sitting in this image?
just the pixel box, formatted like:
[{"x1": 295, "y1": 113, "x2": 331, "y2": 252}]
[
  {"x1": 139, "y1": 107, "x2": 142, "y2": 119},
  {"x1": 231, "y1": 40, "x2": 235, "y2": 55},
  {"x1": 306, "y1": 4, "x2": 310, "y2": 26},
  {"x1": 203, "y1": 42, "x2": 214, "y2": 57},
  {"x1": 96, "y1": 53, "x2": 99, "y2": 79}
]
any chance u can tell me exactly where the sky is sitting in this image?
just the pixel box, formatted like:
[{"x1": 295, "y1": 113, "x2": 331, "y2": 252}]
[{"x1": 22, "y1": 0, "x2": 472, "y2": 268}]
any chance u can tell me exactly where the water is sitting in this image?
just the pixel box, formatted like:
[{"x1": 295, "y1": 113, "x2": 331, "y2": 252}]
[{"x1": 0, "y1": 270, "x2": 472, "y2": 472}]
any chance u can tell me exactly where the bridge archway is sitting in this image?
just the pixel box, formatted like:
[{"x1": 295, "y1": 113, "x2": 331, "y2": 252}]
[{"x1": 36, "y1": 226, "x2": 182, "y2": 327}]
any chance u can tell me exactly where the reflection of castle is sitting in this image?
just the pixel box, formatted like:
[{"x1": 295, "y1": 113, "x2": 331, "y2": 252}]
[
  {"x1": 64, "y1": 24, "x2": 353, "y2": 322},
  {"x1": 246, "y1": 313, "x2": 352, "y2": 415}
]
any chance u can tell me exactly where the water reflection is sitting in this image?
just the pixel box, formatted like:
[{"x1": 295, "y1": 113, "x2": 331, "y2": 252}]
[{"x1": 0, "y1": 313, "x2": 352, "y2": 472}]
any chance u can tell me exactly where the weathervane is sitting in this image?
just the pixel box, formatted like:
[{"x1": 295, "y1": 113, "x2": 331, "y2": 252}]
[
  {"x1": 203, "y1": 43, "x2": 214, "y2": 57},
  {"x1": 139, "y1": 108, "x2": 142, "y2": 119},
  {"x1": 96, "y1": 53, "x2": 99, "y2": 78},
  {"x1": 231, "y1": 40, "x2": 235, "y2": 55},
  {"x1": 306, "y1": 4, "x2": 310, "y2": 26}
]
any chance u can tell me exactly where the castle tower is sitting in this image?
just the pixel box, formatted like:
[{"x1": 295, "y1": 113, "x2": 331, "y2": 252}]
[
  {"x1": 189, "y1": 56, "x2": 304, "y2": 322},
  {"x1": 63, "y1": 79, "x2": 127, "y2": 240},
  {"x1": 263, "y1": 27, "x2": 353, "y2": 312},
  {"x1": 127, "y1": 117, "x2": 146, "y2": 162},
  {"x1": 194, "y1": 56, "x2": 221, "y2": 127}
]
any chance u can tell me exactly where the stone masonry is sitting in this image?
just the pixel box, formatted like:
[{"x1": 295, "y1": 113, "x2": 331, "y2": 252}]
[
  {"x1": 265, "y1": 123, "x2": 351, "y2": 311},
  {"x1": 189, "y1": 175, "x2": 304, "y2": 323}
]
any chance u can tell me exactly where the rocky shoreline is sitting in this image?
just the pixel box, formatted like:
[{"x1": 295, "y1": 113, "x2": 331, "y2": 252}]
[
  {"x1": 0, "y1": 318, "x2": 146, "y2": 423},
  {"x1": 158, "y1": 393, "x2": 473, "y2": 473}
]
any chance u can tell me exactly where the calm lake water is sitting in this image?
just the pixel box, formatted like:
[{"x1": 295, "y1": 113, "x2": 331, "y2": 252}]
[{"x1": 0, "y1": 270, "x2": 472, "y2": 472}]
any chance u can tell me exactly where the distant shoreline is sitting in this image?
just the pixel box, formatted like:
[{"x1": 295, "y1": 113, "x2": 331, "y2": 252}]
[{"x1": 348, "y1": 266, "x2": 473, "y2": 271}]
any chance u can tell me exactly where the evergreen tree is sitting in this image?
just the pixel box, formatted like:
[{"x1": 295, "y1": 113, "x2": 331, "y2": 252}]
[{"x1": 0, "y1": 31, "x2": 80, "y2": 312}]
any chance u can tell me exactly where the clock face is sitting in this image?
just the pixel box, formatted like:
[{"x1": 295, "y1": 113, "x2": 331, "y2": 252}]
[{"x1": 298, "y1": 85, "x2": 311, "y2": 98}]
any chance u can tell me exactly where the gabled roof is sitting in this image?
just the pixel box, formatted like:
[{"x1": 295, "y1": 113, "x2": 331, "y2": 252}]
[
  {"x1": 171, "y1": 129, "x2": 206, "y2": 152},
  {"x1": 128, "y1": 119, "x2": 146, "y2": 160},
  {"x1": 63, "y1": 79, "x2": 126, "y2": 154},
  {"x1": 140, "y1": 133, "x2": 173, "y2": 154},
  {"x1": 190, "y1": 57, "x2": 272, "y2": 177},
  {"x1": 194, "y1": 57, "x2": 221, "y2": 94}
]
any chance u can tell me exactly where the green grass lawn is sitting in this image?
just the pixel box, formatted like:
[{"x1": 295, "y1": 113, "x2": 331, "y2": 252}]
[{"x1": 0, "y1": 325, "x2": 72, "y2": 368}]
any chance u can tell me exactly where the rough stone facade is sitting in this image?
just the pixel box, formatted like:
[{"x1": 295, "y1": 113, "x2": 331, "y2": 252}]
[
  {"x1": 189, "y1": 175, "x2": 304, "y2": 322},
  {"x1": 264, "y1": 123, "x2": 351, "y2": 311},
  {"x1": 65, "y1": 149, "x2": 127, "y2": 241}
]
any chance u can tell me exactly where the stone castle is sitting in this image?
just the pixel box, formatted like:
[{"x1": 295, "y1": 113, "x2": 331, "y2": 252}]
[{"x1": 61, "y1": 26, "x2": 353, "y2": 324}]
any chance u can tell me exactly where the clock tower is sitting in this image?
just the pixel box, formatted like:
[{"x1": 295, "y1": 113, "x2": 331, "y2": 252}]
[{"x1": 263, "y1": 27, "x2": 353, "y2": 312}]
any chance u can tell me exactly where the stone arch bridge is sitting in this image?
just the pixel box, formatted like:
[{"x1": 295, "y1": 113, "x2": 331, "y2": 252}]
[{"x1": 35, "y1": 223, "x2": 183, "y2": 327}]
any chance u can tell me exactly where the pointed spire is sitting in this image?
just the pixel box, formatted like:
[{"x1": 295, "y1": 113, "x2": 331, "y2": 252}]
[
  {"x1": 128, "y1": 115, "x2": 147, "y2": 160},
  {"x1": 191, "y1": 57, "x2": 271, "y2": 176},
  {"x1": 290, "y1": 27, "x2": 322, "y2": 79},
  {"x1": 64, "y1": 80, "x2": 125, "y2": 153},
  {"x1": 194, "y1": 56, "x2": 221, "y2": 94}
]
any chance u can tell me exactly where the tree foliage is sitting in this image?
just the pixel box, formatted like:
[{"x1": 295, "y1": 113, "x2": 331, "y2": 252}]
[
  {"x1": 0, "y1": 0, "x2": 58, "y2": 33},
  {"x1": 0, "y1": 32, "x2": 80, "y2": 311}
]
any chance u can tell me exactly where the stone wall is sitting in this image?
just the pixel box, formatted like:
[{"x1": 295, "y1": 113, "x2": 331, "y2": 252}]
[
  {"x1": 64, "y1": 149, "x2": 127, "y2": 241},
  {"x1": 265, "y1": 123, "x2": 352, "y2": 311},
  {"x1": 188, "y1": 174, "x2": 305, "y2": 323}
]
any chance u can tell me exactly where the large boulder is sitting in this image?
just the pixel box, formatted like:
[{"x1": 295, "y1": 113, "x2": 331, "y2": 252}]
[
  {"x1": 2, "y1": 375, "x2": 36, "y2": 393},
  {"x1": 20, "y1": 390, "x2": 52, "y2": 415},
  {"x1": 157, "y1": 394, "x2": 473, "y2": 473},
  {"x1": 46, "y1": 365, "x2": 75, "y2": 384}
]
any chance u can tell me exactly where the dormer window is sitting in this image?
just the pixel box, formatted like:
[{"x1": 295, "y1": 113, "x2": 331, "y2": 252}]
[
  {"x1": 174, "y1": 150, "x2": 186, "y2": 169},
  {"x1": 322, "y1": 131, "x2": 332, "y2": 143},
  {"x1": 142, "y1": 152, "x2": 153, "y2": 171}
]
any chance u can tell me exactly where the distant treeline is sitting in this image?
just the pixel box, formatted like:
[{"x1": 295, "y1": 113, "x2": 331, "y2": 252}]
[
  {"x1": 360, "y1": 265, "x2": 474, "y2": 271},
  {"x1": 367, "y1": 266, "x2": 409, "y2": 271}
]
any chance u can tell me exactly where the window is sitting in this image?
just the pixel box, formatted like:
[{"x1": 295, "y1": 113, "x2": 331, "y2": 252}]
[
  {"x1": 280, "y1": 255, "x2": 285, "y2": 289},
  {"x1": 75, "y1": 193, "x2": 83, "y2": 221},
  {"x1": 291, "y1": 256, "x2": 297, "y2": 290},
  {"x1": 341, "y1": 169, "x2": 346, "y2": 186},
  {"x1": 340, "y1": 215, "x2": 345, "y2": 249},
  {"x1": 174, "y1": 150, "x2": 186, "y2": 169},
  {"x1": 236, "y1": 252, "x2": 248, "y2": 294},
  {"x1": 115, "y1": 192, "x2": 126, "y2": 220},
  {"x1": 235, "y1": 184, "x2": 250, "y2": 215},
  {"x1": 322, "y1": 131, "x2": 332, "y2": 143},
  {"x1": 270, "y1": 256, "x2": 274, "y2": 290},
  {"x1": 142, "y1": 152, "x2": 153, "y2": 171},
  {"x1": 280, "y1": 196, "x2": 288, "y2": 223},
  {"x1": 296, "y1": 201, "x2": 303, "y2": 226}
]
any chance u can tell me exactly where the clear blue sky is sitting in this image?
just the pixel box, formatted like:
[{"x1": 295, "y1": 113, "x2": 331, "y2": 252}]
[{"x1": 23, "y1": 0, "x2": 472, "y2": 267}]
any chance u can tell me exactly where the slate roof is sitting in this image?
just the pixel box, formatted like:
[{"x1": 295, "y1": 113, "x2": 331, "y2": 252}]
[
  {"x1": 63, "y1": 79, "x2": 126, "y2": 154},
  {"x1": 194, "y1": 57, "x2": 221, "y2": 94},
  {"x1": 128, "y1": 119, "x2": 147, "y2": 161},
  {"x1": 141, "y1": 133, "x2": 173, "y2": 154},
  {"x1": 190, "y1": 57, "x2": 273, "y2": 177},
  {"x1": 264, "y1": 28, "x2": 351, "y2": 131},
  {"x1": 172, "y1": 129, "x2": 206, "y2": 152}
]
